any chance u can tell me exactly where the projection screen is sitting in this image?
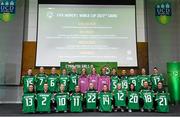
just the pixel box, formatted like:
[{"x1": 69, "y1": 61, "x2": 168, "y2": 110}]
[{"x1": 36, "y1": 4, "x2": 138, "y2": 67}]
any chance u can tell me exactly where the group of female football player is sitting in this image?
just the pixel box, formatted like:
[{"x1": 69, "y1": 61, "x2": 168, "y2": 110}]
[{"x1": 21, "y1": 66, "x2": 170, "y2": 113}]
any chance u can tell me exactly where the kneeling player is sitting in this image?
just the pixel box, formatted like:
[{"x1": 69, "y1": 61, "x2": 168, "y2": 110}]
[
  {"x1": 139, "y1": 81, "x2": 154, "y2": 112},
  {"x1": 127, "y1": 83, "x2": 140, "y2": 112},
  {"x1": 22, "y1": 84, "x2": 36, "y2": 113},
  {"x1": 54, "y1": 84, "x2": 69, "y2": 112},
  {"x1": 36, "y1": 83, "x2": 52, "y2": 113},
  {"x1": 113, "y1": 83, "x2": 127, "y2": 112},
  {"x1": 155, "y1": 81, "x2": 170, "y2": 113},
  {"x1": 85, "y1": 83, "x2": 98, "y2": 111},
  {"x1": 98, "y1": 84, "x2": 113, "y2": 112},
  {"x1": 70, "y1": 85, "x2": 83, "y2": 112}
]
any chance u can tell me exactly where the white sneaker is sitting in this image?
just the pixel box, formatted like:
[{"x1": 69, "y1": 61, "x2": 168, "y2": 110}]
[
  {"x1": 141, "y1": 108, "x2": 144, "y2": 112},
  {"x1": 114, "y1": 109, "x2": 117, "y2": 112},
  {"x1": 121, "y1": 108, "x2": 124, "y2": 112},
  {"x1": 128, "y1": 109, "x2": 132, "y2": 112}
]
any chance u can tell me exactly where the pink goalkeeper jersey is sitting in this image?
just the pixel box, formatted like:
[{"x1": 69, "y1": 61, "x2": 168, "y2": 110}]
[
  {"x1": 97, "y1": 75, "x2": 110, "y2": 92},
  {"x1": 78, "y1": 75, "x2": 89, "y2": 93},
  {"x1": 88, "y1": 74, "x2": 99, "y2": 90}
]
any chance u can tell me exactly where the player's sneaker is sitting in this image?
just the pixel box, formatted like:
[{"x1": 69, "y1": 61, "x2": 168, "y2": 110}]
[
  {"x1": 114, "y1": 109, "x2": 117, "y2": 112},
  {"x1": 141, "y1": 108, "x2": 144, "y2": 112},
  {"x1": 121, "y1": 108, "x2": 124, "y2": 112},
  {"x1": 128, "y1": 109, "x2": 132, "y2": 112}
]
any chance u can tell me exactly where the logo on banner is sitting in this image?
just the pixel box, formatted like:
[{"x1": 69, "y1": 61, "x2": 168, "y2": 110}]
[
  {"x1": 155, "y1": 1, "x2": 172, "y2": 25},
  {"x1": 0, "y1": 0, "x2": 16, "y2": 22}
]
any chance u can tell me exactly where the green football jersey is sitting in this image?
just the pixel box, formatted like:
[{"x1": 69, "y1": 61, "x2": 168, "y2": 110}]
[
  {"x1": 70, "y1": 93, "x2": 83, "y2": 112},
  {"x1": 138, "y1": 75, "x2": 151, "y2": 87},
  {"x1": 155, "y1": 93, "x2": 170, "y2": 113},
  {"x1": 128, "y1": 91, "x2": 139, "y2": 110},
  {"x1": 120, "y1": 76, "x2": 129, "y2": 90},
  {"x1": 114, "y1": 89, "x2": 127, "y2": 107},
  {"x1": 128, "y1": 75, "x2": 139, "y2": 91},
  {"x1": 85, "y1": 90, "x2": 98, "y2": 110},
  {"x1": 69, "y1": 74, "x2": 78, "y2": 92},
  {"x1": 36, "y1": 93, "x2": 52, "y2": 112},
  {"x1": 47, "y1": 74, "x2": 59, "y2": 93},
  {"x1": 110, "y1": 75, "x2": 119, "y2": 92},
  {"x1": 140, "y1": 90, "x2": 154, "y2": 109},
  {"x1": 22, "y1": 93, "x2": 36, "y2": 113},
  {"x1": 59, "y1": 75, "x2": 69, "y2": 92},
  {"x1": 35, "y1": 73, "x2": 48, "y2": 92},
  {"x1": 151, "y1": 74, "x2": 164, "y2": 90},
  {"x1": 54, "y1": 92, "x2": 69, "y2": 112},
  {"x1": 21, "y1": 75, "x2": 35, "y2": 93},
  {"x1": 99, "y1": 92, "x2": 112, "y2": 112}
]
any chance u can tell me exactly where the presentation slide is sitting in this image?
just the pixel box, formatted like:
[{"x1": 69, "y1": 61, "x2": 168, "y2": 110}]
[{"x1": 36, "y1": 4, "x2": 137, "y2": 67}]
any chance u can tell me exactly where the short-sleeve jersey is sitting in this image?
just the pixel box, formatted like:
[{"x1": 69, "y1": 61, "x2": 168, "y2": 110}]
[
  {"x1": 35, "y1": 73, "x2": 48, "y2": 92},
  {"x1": 110, "y1": 75, "x2": 119, "y2": 92},
  {"x1": 54, "y1": 92, "x2": 69, "y2": 112},
  {"x1": 36, "y1": 93, "x2": 52, "y2": 112},
  {"x1": 85, "y1": 90, "x2": 98, "y2": 110},
  {"x1": 47, "y1": 73, "x2": 59, "y2": 93},
  {"x1": 98, "y1": 92, "x2": 112, "y2": 112},
  {"x1": 21, "y1": 75, "x2": 36, "y2": 93},
  {"x1": 155, "y1": 93, "x2": 170, "y2": 112},
  {"x1": 128, "y1": 91, "x2": 139, "y2": 110},
  {"x1": 59, "y1": 75, "x2": 69, "y2": 92},
  {"x1": 22, "y1": 93, "x2": 36, "y2": 113},
  {"x1": 70, "y1": 93, "x2": 83, "y2": 112},
  {"x1": 113, "y1": 89, "x2": 127, "y2": 107}
]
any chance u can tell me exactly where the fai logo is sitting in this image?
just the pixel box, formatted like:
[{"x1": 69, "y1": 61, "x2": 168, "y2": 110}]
[
  {"x1": 0, "y1": 0, "x2": 16, "y2": 22},
  {"x1": 155, "y1": 1, "x2": 172, "y2": 25}
]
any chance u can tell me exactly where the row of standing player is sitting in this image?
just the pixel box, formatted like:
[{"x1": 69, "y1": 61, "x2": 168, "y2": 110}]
[
  {"x1": 22, "y1": 79, "x2": 170, "y2": 113},
  {"x1": 21, "y1": 66, "x2": 165, "y2": 94}
]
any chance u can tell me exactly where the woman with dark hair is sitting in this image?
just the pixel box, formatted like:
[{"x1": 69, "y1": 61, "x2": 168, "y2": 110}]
[
  {"x1": 127, "y1": 83, "x2": 140, "y2": 112},
  {"x1": 22, "y1": 84, "x2": 36, "y2": 113}
]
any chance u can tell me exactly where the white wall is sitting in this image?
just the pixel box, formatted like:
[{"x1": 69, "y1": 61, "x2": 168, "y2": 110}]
[{"x1": 25, "y1": 0, "x2": 146, "y2": 42}]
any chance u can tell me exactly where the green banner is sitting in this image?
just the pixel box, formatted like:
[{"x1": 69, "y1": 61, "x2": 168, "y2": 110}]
[
  {"x1": 167, "y1": 61, "x2": 180, "y2": 104},
  {"x1": 60, "y1": 62, "x2": 117, "y2": 75}
]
